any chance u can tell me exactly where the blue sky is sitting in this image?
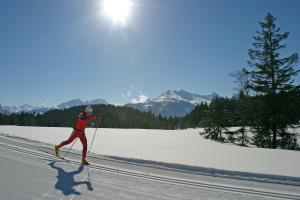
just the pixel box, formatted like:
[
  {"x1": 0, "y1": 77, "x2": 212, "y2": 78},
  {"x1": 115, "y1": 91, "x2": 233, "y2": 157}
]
[{"x1": 1, "y1": 0, "x2": 300, "y2": 106}]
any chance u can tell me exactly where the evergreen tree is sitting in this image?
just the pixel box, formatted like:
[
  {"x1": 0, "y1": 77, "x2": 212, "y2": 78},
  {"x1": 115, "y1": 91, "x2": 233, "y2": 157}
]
[
  {"x1": 200, "y1": 97, "x2": 231, "y2": 141},
  {"x1": 247, "y1": 13, "x2": 299, "y2": 149},
  {"x1": 186, "y1": 103, "x2": 209, "y2": 128}
]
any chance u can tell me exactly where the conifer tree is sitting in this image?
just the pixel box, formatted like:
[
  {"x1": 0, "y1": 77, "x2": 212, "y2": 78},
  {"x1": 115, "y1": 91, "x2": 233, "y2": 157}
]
[
  {"x1": 200, "y1": 97, "x2": 230, "y2": 141},
  {"x1": 247, "y1": 13, "x2": 299, "y2": 149}
]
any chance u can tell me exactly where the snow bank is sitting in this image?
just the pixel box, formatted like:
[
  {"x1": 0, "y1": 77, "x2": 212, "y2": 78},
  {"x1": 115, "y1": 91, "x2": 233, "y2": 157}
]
[{"x1": 0, "y1": 125, "x2": 300, "y2": 178}]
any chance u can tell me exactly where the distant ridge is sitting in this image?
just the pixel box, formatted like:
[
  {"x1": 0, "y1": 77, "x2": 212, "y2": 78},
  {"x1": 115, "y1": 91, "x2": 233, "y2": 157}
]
[
  {"x1": 126, "y1": 89, "x2": 219, "y2": 117},
  {"x1": 0, "y1": 98, "x2": 107, "y2": 114}
]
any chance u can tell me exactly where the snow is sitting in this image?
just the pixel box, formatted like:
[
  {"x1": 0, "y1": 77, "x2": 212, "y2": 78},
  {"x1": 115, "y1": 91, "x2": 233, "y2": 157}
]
[
  {"x1": 191, "y1": 98, "x2": 210, "y2": 105},
  {"x1": 153, "y1": 89, "x2": 209, "y2": 105},
  {"x1": 1, "y1": 125, "x2": 300, "y2": 200},
  {"x1": 2, "y1": 146, "x2": 290, "y2": 200},
  {"x1": 154, "y1": 92, "x2": 185, "y2": 102},
  {"x1": 0, "y1": 125, "x2": 300, "y2": 179}
]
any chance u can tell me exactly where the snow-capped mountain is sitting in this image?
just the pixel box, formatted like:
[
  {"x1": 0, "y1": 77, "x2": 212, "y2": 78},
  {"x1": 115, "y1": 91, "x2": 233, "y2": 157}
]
[
  {"x1": 126, "y1": 89, "x2": 219, "y2": 117},
  {"x1": 1, "y1": 90, "x2": 218, "y2": 117},
  {"x1": 56, "y1": 98, "x2": 107, "y2": 110},
  {"x1": 0, "y1": 98, "x2": 107, "y2": 114},
  {"x1": 7, "y1": 104, "x2": 33, "y2": 113},
  {"x1": 153, "y1": 89, "x2": 216, "y2": 104}
]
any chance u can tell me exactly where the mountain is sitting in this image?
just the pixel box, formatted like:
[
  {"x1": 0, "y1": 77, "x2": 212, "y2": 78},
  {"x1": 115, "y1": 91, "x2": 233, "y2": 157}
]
[
  {"x1": 1, "y1": 104, "x2": 31, "y2": 114},
  {"x1": 57, "y1": 98, "x2": 107, "y2": 109},
  {"x1": 1, "y1": 90, "x2": 217, "y2": 117},
  {"x1": 56, "y1": 99, "x2": 84, "y2": 110},
  {"x1": 126, "y1": 89, "x2": 219, "y2": 117},
  {"x1": 0, "y1": 98, "x2": 107, "y2": 114},
  {"x1": 86, "y1": 98, "x2": 108, "y2": 105}
]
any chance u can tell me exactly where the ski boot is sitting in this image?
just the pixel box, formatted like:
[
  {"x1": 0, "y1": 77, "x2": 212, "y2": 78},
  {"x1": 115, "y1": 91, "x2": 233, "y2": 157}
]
[
  {"x1": 54, "y1": 146, "x2": 60, "y2": 157},
  {"x1": 82, "y1": 159, "x2": 90, "y2": 165}
]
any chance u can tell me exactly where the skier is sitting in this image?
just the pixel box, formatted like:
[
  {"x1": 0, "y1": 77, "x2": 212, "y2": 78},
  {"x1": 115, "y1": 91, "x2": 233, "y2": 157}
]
[{"x1": 55, "y1": 105, "x2": 100, "y2": 165}]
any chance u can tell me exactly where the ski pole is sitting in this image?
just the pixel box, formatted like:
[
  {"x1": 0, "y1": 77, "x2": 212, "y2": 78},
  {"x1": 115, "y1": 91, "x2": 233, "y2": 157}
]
[
  {"x1": 88, "y1": 119, "x2": 100, "y2": 153},
  {"x1": 62, "y1": 137, "x2": 78, "y2": 159}
]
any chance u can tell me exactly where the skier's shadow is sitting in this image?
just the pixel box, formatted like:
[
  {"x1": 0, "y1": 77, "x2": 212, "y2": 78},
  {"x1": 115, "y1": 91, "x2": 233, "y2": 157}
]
[{"x1": 49, "y1": 161, "x2": 93, "y2": 196}]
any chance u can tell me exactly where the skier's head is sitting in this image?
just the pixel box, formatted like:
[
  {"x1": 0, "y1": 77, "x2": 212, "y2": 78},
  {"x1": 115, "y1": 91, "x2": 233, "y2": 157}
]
[{"x1": 85, "y1": 105, "x2": 93, "y2": 116}]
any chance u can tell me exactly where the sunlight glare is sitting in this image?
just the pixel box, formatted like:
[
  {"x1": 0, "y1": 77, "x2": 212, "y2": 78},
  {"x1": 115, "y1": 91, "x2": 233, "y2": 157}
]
[{"x1": 103, "y1": 0, "x2": 132, "y2": 27}]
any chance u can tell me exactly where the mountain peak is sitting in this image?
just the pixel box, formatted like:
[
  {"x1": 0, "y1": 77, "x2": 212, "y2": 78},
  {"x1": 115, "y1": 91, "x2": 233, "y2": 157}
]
[
  {"x1": 126, "y1": 89, "x2": 218, "y2": 117},
  {"x1": 155, "y1": 89, "x2": 215, "y2": 104},
  {"x1": 86, "y1": 98, "x2": 108, "y2": 105},
  {"x1": 57, "y1": 98, "x2": 107, "y2": 109}
]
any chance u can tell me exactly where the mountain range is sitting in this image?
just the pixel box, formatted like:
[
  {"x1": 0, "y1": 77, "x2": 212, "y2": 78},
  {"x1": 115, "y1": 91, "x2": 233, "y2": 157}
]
[
  {"x1": 1, "y1": 89, "x2": 218, "y2": 117},
  {"x1": 0, "y1": 98, "x2": 107, "y2": 115},
  {"x1": 126, "y1": 89, "x2": 218, "y2": 117}
]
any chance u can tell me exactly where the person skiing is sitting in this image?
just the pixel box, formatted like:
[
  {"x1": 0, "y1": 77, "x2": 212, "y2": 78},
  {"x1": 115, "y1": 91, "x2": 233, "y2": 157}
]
[{"x1": 55, "y1": 105, "x2": 100, "y2": 165}]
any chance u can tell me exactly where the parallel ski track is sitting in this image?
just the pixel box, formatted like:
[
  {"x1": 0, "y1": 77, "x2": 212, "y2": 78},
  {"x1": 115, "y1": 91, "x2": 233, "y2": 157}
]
[
  {"x1": 0, "y1": 142, "x2": 299, "y2": 200},
  {"x1": 1, "y1": 134, "x2": 299, "y2": 187}
]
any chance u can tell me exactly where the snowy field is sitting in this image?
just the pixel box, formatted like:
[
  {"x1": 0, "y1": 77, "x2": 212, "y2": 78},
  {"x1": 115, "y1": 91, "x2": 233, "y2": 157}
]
[{"x1": 0, "y1": 125, "x2": 300, "y2": 179}]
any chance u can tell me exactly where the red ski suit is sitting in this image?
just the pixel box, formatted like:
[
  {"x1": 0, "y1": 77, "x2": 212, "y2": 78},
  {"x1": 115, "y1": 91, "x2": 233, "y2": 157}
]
[{"x1": 58, "y1": 112, "x2": 97, "y2": 160}]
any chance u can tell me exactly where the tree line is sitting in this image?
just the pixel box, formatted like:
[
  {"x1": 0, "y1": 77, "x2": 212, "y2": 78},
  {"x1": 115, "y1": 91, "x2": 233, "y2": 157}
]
[{"x1": 0, "y1": 104, "x2": 180, "y2": 130}]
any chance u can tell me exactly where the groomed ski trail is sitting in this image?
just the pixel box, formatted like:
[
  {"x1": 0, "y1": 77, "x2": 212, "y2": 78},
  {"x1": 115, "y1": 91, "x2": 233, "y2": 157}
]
[{"x1": 0, "y1": 140, "x2": 300, "y2": 200}]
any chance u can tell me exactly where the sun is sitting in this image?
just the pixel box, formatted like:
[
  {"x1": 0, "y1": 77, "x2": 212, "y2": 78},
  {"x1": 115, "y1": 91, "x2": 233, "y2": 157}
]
[{"x1": 103, "y1": 0, "x2": 133, "y2": 27}]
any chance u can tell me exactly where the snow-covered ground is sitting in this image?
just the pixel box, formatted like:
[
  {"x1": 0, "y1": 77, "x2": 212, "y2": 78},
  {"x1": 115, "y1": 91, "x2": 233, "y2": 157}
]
[
  {"x1": 1, "y1": 125, "x2": 300, "y2": 200},
  {"x1": 0, "y1": 125, "x2": 300, "y2": 178}
]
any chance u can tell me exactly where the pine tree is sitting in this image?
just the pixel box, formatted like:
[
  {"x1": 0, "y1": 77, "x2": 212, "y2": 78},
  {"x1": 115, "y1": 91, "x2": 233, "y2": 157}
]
[
  {"x1": 200, "y1": 97, "x2": 230, "y2": 141},
  {"x1": 247, "y1": 13, "x2": 299, "y2": 149},
  {"x1": 185, "y1": 103, "x2": 209, "y2": 128}
]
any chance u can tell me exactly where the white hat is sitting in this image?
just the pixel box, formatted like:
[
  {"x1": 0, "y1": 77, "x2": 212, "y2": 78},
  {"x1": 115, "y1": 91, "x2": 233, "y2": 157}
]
[{"x1": 85, "y1": 105, "x2": 93, "y2": 113}]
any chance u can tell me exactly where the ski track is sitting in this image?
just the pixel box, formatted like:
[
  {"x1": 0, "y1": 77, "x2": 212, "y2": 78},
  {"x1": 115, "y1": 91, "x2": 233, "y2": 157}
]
[
  {"x1": 0, "y1": 138, "x2": 300, "y2": 200},
  {"x1": 1, "y1": 132, "x2": 300, "y2": 187}
]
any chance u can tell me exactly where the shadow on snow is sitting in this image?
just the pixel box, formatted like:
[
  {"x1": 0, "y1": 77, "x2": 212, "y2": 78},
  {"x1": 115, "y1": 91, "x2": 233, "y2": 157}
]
[{"x1": 49, "y1": 161, "x2": 93, "y2": 196}]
